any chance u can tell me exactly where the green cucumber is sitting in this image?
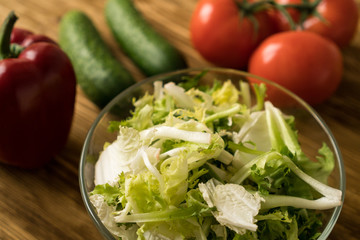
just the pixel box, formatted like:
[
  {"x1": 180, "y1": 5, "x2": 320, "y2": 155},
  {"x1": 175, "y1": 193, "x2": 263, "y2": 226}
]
[
  {"x1": 58, "y1": 10, "x2": 135, "y2": 108},
  {"x1": 105, "y1": 0, "x2": 187, "y2": 76}
]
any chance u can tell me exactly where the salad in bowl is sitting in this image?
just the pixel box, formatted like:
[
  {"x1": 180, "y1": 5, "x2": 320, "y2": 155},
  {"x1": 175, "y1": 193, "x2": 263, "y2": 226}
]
[{"x1": 79, "y1": 68, "x2": 344, "y2": 240}]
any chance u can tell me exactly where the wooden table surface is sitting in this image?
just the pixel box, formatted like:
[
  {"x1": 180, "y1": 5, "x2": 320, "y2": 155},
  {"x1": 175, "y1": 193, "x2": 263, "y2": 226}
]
[{"x1": 0, "y1": 0, "x2": 359, "y2": 239}]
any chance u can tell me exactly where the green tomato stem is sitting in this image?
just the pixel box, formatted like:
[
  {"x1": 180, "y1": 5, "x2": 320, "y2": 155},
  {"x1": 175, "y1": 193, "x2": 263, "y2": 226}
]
[{"x1": 233, "y1": 0, "x2": 324, "y2": 31}]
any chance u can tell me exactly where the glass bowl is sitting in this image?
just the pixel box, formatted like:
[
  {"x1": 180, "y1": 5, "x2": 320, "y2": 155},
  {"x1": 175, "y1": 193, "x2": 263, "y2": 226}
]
[{"x1": 79, "y1": 67, "x2": 345, "y2": 240}]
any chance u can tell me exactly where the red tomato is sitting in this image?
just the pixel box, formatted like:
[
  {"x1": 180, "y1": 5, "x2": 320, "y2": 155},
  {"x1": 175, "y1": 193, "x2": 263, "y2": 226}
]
[
  {"x1": 190, "y1": 0, "x2": 279, "y2": 69},
  {"x1": 273, "y1": 0, "x2": 359, "y2": 47},
  {"x1": 248, "y1": 31, "x2": 343, "y2": 105}
]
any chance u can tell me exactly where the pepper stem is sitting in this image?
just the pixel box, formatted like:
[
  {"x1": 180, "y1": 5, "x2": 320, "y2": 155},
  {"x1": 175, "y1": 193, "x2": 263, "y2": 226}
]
[{"x1": 0, "y1": 11, "x2": 18, "y2": 60}]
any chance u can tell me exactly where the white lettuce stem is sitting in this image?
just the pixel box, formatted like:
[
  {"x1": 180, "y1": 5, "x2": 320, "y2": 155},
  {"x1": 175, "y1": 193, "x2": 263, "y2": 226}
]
[
  {"x1": 159, "y1": 147, "x2": 187, "y2": 160},
  {"x1": 164, "y1": 82, "x2": 194, "y2": 109},
  {"x1": 205, "y1": 104, "x2": 242, "y2": 123},
  {"x1": 141, "y1": 148, "x2": 164, "y2": 189},
  {"x1": 153, "y1": 81, "x2": 164, "y2": 100},
  {"x1": 216, "y1": 150, "x2": 234, "y2": 165},
  {"x1": 261, "y1": 195, "x2": 341, "y2": 210},
  {"x1": 114, "y1": 206, "x2": 201, "y2": 223},
  {"x1": 230, "y1": 151, "x2": 281, "y2": 184},
  {"x1": 282, "y1": 157, "x2": 342, "y2": 201},
  {"x1": 141, "y1": 126, "x2": 211, "y2": 144},
  {"x1": 230, "y1": 152, "x2": 342, "y2": 205},
  {"x1": 239, "y1": 80, "x2": 251, "y2": 108}
]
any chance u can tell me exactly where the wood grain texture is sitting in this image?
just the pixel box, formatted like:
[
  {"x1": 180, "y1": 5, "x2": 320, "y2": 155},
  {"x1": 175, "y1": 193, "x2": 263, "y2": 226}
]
[{"x1": 0, "y1": 0, "x2": 360, "y2": 239}]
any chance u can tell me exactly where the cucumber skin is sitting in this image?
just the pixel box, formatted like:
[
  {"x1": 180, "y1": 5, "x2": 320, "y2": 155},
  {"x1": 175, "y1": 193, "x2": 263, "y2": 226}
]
[
  {"x1": 105, "y1": 0, "x2": 187, "y2": 76},
  {"x1": 58, "y1": 10, "x2": 135, "y2": 108}
]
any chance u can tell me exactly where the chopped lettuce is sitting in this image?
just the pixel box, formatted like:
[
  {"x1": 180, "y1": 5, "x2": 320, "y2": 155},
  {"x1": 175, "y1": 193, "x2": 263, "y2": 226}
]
[
  {"x1": 211, "y1": 80, "x2": 240, "y2": 107},
  {"x1": 90, "y1": 74, "x2": 342, "y2": 239},
  {"x1": 198, "y1": 179, "x2": 263, "y2": 234}
]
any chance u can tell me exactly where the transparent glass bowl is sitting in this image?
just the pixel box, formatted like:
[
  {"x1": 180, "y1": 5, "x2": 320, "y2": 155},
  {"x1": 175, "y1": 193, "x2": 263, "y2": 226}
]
[{"x1": 79, "y1": 68, "x2": 345, "y2": 240}]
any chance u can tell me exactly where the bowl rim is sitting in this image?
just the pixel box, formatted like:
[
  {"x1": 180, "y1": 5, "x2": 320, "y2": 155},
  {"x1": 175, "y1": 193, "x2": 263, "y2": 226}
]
[{"x1": 79, "y1": 67, "x2": 345, "y2": 239}]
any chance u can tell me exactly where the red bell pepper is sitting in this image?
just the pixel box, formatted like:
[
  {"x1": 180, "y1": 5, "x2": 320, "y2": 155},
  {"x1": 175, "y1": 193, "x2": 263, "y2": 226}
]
[
  {"x1": 11, "y1": 27, "x2": 56, "y2": 48},
  {"x1": 0, "y1": 11, "x2": 77, "y2": 168}
]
